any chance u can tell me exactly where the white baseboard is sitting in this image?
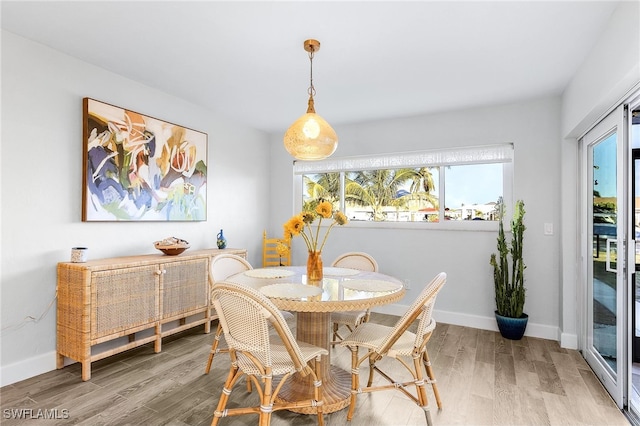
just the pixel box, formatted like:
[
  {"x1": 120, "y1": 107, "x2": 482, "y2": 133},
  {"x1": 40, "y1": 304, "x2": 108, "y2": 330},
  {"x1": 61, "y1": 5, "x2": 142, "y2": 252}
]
[
  {"x1": 1, "y1": 350, "x2": 58, "y2": 387},
  {"x1": 373, "y1": 305, "x2": 571, "y2": 348},
  {"x1": 561, "y1": 332, "x2": 579, "y2": 350}
]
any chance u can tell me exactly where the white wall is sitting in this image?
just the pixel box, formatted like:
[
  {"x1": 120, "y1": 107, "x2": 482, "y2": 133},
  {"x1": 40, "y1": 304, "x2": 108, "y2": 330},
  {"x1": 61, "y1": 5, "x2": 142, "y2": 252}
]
[
  {"x1": 559, "y1": 0, "x2": 640, "y2": 349},
  {"x1": 269, "y1": 96, "x2": 563, "y2": 342},
  {"x1": 0, "y1": 31, "x2": 271, "y2": 386},
  {"x1": 562, "y1": 0, "x2": 640, "y2": 140}
]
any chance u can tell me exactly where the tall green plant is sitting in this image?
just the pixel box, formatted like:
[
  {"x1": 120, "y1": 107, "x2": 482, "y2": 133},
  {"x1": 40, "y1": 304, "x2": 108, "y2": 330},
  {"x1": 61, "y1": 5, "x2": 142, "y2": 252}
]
[{"x1": 490, "y1": 199, "x2": 526, "y2": 318}]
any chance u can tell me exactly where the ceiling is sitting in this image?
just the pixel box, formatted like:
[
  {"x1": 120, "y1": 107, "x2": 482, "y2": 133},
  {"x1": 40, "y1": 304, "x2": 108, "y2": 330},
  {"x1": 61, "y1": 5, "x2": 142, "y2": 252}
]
[{"x1": 1, "y1": 1, "x2": 619, "y2": 134}]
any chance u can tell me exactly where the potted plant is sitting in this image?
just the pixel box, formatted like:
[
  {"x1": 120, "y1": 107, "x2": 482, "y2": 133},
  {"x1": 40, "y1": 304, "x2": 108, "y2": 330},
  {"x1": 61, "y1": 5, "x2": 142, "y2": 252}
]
[{"x1": 490, "y1": 198, "x2": 528, "y2": 340}]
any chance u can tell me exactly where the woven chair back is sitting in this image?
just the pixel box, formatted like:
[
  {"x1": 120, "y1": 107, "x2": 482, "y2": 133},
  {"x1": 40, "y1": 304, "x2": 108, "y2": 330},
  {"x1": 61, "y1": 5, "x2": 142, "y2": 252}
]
[
  {"x1": 211, "y1": 281, "x2": 307, "y2": 371},
  {"x1": 210, "y1": 254, "x2": 253, "y2": 283},
  {"x1": 331, "y1": 252, "x2": 379, "y2": 272},
  {"x1": 377, "y1": 272, "x2": 446, "y2": 355}
]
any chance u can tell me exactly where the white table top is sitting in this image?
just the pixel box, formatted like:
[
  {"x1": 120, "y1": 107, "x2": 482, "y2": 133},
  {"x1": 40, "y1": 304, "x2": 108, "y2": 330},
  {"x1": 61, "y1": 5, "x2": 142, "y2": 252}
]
[{"x1": 225, "y1": 266, "x2": 405, "y2": 313}]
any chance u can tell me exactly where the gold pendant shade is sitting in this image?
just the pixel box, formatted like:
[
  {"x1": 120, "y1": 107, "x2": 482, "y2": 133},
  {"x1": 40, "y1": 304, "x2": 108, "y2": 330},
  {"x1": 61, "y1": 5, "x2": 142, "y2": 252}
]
[
  {"x1": 284, "y1": 39, "x2": 338, "y2": 161},
  {"x1": 284, "y1": 98, "x2": 338, "y2": 161}
]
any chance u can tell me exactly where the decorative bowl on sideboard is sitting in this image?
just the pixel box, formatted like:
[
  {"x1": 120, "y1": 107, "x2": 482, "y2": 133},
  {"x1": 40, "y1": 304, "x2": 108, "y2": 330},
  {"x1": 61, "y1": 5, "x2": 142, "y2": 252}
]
[{"x1": 154, "y1": 237, "x2": 190, "y2": 256}]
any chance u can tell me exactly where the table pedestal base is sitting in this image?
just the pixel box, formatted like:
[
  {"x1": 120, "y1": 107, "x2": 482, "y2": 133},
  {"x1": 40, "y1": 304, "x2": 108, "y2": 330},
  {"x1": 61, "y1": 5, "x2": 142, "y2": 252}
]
[
  {"x1": 276, "y1": 365, "x2": 351, "y2": 414},
  {"x1": 275, "y1": 311, "x2": 352, "y2": 414}
]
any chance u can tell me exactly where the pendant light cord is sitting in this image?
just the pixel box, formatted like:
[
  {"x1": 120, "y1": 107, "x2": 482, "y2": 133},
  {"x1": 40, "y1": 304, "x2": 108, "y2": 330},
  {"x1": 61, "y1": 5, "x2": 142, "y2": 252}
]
[{"x1": 308, "y1": 48, "x2": 316, "y2": 98}]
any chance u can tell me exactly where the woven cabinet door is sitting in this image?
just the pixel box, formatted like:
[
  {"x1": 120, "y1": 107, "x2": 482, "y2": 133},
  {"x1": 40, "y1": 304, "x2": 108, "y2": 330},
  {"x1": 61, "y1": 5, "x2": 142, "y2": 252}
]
[
  {"x1": 91, "y1": 265, "x2": 160, "y2": 340},
  {"x1": 161, "y1": 258, "x2": 209, "y2": 319}
]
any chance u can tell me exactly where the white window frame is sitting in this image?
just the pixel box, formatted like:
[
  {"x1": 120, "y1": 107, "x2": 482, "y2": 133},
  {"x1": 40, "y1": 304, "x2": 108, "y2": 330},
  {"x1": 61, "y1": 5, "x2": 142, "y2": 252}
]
[{"x1": 293, "y1": 143, "x2": 514, "y2": 231}]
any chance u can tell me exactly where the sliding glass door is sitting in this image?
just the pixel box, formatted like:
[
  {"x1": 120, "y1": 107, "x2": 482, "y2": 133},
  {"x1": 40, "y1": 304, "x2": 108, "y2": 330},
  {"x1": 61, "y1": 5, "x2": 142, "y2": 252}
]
[
  {"x1": 582, "y1": 105, "x2": 627, "y2": 408},
  {"x1": 629, "y1": 103, "x2": 640, "y2": 421}
]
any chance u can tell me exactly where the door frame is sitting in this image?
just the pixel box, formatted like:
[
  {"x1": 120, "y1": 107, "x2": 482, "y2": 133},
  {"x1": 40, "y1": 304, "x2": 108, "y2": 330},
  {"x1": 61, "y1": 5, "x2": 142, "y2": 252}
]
[
  {"x1": 580, "y1": 104, "x2": 628, "y2": 408},
  {"x1": 627, "y1": 96, "x2": 640, "y2": 421}
]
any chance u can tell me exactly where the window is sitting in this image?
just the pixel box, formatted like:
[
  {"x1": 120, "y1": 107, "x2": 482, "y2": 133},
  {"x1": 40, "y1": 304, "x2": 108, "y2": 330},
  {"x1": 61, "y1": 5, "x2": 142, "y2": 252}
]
[
  {"x1": 444, "y1": 163, "x2": 504, "y2": 221},
  {"x1": 294, "y1": 144, "x2": 513, "y2": 228}
]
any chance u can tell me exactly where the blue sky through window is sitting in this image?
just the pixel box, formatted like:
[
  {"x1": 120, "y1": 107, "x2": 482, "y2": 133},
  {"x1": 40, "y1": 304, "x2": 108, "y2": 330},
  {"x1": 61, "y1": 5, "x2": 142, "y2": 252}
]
[{"x1": 445, "y1": 163, "x2": 502, "y2": 209}]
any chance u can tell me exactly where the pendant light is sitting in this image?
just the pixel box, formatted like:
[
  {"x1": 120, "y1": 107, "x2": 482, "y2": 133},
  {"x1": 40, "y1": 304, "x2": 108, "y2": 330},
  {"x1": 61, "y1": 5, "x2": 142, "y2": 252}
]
[{"x1": 283, "y1": 39, "x2": 338, "y2": 161}]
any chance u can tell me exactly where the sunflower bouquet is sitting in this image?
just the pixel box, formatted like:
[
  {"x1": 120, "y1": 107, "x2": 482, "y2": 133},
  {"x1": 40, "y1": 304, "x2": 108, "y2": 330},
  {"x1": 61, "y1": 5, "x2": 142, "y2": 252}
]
[{"x1": 283, "y1": 201, "x2": 348, "y2": 253}]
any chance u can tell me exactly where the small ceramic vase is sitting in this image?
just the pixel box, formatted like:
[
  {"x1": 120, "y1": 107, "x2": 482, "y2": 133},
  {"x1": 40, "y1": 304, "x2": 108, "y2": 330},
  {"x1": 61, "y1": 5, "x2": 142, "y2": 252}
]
[{"x1": 217, "y1": 229, "x2": 227, "y2": 249}]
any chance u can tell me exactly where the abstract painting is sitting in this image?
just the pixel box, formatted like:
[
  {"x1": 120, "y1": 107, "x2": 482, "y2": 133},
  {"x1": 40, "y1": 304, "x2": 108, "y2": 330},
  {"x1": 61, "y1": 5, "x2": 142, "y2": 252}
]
[{"x1": 82, "y1": 98, "x2": 207, "y2": 221}]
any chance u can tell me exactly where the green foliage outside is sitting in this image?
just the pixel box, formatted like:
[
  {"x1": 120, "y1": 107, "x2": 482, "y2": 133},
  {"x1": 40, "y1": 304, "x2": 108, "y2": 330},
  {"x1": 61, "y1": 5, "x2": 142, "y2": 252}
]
[{"x1": 303, "y1": 168, "x2": 438, "y2": 221}]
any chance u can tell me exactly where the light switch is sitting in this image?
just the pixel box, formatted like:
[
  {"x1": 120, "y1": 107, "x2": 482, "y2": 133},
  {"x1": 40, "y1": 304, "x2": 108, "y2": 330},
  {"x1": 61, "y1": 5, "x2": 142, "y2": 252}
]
[{"x1": 544, "y1": 223, "x2": 553, "y2": 235}]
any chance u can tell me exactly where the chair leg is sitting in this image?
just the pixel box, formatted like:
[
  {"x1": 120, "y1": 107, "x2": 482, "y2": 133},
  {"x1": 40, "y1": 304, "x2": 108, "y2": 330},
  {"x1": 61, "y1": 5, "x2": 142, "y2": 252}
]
[
  {"x1": 423, "y1": 350, "x2": 442, "y2": 409},
  {"x1": 332, "y1": 324, "x2": 355, "y2": 347},
  {"x1": 366, "y1": 356, "x2": 376, "y2": 387},
  {"x1": 363, "y1": 309, "x2": 371, "y2": 323},
  {"x1": 205, "y1": 323, "x2": 252, "y2": 393},
  {"x1": 259, "y1": 368, "x2": 273, "y2": 426},
  {"x1": 211, "y1": 364, "x2": 241, "y2": 426},
  {"x1": 413, "y1": 354, "x2": 429, "y2": 406},
  {"x1": 347, "y1": 347, "x2": 360, "y2": 421},
  {"x1": 413, "y1": 354, "x2": 433, "y2": 426},
  {"x1": 205, "y1": 323, "x2": 225, "y2": 374},
  {"x1": 246, "y1": 375, "x2": 253, "y2": 393},
  {"x1": 332, "y1": 323, "x2": 340, "y2": 348},
  {"x1": 423, "y1": 408, "x2": 434, "y2": 426},
  {"x1": 314, "y1": 356, "x2": 325, "y2": 426},
  {"x1": 332, "y1": 318, "x2": 363, "y2": 347}
]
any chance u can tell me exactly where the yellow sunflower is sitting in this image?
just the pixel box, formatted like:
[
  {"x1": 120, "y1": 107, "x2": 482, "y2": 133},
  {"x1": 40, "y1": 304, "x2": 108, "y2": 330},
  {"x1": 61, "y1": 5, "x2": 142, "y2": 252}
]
[{"x1": 283, "y1": 203, "x2": 349, "y2": 253}]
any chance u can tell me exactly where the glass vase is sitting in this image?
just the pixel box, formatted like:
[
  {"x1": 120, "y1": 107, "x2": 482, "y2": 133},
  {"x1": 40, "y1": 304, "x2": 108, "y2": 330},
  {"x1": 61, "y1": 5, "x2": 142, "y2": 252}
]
[{"x1": 307, "y1": 250, "x2": 323, "y2": 283}]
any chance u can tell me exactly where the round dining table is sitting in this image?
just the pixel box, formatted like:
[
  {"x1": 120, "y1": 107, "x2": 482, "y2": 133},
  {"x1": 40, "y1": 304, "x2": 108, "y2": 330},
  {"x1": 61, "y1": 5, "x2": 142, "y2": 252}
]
[{"x1": 225, "y1": 265, "x2": 406, "y2": 414}]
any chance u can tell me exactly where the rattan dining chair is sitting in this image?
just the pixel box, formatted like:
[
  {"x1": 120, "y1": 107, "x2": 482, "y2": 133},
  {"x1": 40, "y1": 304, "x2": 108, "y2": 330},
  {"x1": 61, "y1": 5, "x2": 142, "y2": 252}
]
[
  {"x1": 330, "y1": 252, "x2": 379, "y2": 346},
  {"x1": 210, "y1": 281, "x2": 327, "y2": 426},
  {"x1": 204, "y1": 254, "x2": 293, "y2": 375},
  {"x1": 340, "y1": 272, "x2": 447, "y2": 426}
]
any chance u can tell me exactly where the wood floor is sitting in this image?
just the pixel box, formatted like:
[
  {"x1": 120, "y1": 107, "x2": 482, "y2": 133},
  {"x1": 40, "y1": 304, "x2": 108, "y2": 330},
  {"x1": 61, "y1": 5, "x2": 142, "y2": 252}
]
[{"x1": 0, "y1": 313, "x2": 631, "y2": 425}]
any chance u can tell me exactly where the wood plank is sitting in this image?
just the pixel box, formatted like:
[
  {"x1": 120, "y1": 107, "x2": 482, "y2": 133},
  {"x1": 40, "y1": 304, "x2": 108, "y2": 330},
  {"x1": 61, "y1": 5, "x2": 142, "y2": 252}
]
[
  {"x1": 548, "y1": 351, "x2": 582, "y2": 380},
  {"x1": 515, "y1": 382, "x2": 550, "y2": 425},
  {"x1": 493, "y1": 382, "x2": 524, "y2": 425},
  {"x1": 465, "y1": 394, "x2": 494, "y2": 425},
  {"x1": 436, "y1": 345, "x2": 476, "y2": 422},
  {"x1": 540, "y1": 391, "x2": 579, "y2": 425},
  {"x1": 527, "y1": 337, "x2": 553, "y2": 363},
  {"x1": 460, "y1": 325, "x2": 479, "y2": 349},
  {"x1": 475, "y1": 329, "x2": 496, "y2": 364},
  {"x1": 470, "y1": 360, "x2": 494, "y2": 399},
  {"x1": 54, "y1": 392, "x2": 128, "y2": 425},
  {"x1": 561, "y1": 373, "x2": 619, "y2": 425},
  {"x1": 512, "y1": 343, "x2": 536, "y2": 374},
  {"x1": 533, "y1": 360, "x2": 566, "y2": 396},
  {"x1": 437, "y1": 327, "x2": 462, "y2": 358},
  {"x1": 495, "y1": 334, "x2": 513, "y2": 355},
  {"x1": 495, "y1": 352, "x2": 516, "y2": 386},
  {"x1": 578, "y1": 367, "x2": 621, "y2": 406}
]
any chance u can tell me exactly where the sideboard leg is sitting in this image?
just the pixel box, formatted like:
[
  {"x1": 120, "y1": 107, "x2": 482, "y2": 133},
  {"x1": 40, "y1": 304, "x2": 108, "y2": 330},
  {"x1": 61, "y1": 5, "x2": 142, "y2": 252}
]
[
  {"x1": 81, "y1": 362, "x2": 91, "y2": 381},
  {"x1": 154, "y1": 324, "x2": 162, "y2": 353},
  {"x1": 56, "y1": 353, "x2": 64, "y2": 369}
]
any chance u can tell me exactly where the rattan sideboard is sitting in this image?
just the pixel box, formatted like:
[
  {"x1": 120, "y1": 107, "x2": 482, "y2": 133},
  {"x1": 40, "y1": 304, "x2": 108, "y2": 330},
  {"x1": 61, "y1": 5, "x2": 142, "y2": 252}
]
[{"x1": 56, "y1": 248, "x2": 247, "y2": 381}]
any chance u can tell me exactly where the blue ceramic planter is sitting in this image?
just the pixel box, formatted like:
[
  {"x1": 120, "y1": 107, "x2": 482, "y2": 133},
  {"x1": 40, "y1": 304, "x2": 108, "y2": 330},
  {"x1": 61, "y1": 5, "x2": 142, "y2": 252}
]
[{"x1": 495, "y1": 311, "x2": 528, "y2": 340}]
